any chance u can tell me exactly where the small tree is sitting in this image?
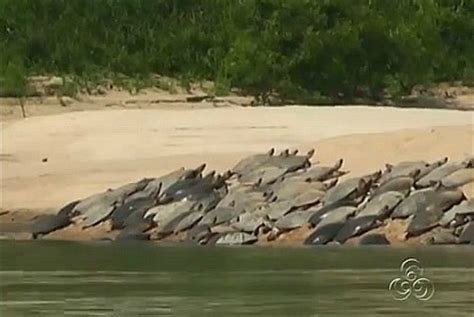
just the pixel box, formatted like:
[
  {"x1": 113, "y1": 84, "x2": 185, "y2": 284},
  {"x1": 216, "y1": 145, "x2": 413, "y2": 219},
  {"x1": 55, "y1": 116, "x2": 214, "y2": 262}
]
[{"x1": 1, "y1": 61, "x2": 28, "y2": 118}]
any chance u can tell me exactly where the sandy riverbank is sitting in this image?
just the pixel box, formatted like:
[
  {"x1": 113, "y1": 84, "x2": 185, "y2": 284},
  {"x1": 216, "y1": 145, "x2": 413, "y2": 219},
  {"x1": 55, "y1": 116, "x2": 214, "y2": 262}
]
[{"x1": 0, "y1": 105, "x2": 473, "y2": 243}]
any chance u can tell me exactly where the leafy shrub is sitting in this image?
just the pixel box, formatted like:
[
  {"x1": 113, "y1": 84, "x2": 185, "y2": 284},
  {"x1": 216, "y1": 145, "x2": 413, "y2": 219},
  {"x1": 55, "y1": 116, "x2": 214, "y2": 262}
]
[{"x1": 1, "y1": 0, "x2": 472, "y2": 102}]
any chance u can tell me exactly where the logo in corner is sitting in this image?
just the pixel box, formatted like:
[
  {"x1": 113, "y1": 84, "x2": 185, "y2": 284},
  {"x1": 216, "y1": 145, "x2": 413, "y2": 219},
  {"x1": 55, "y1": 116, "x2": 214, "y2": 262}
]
[{"x1": 388, "y1": 258, "x2": 435, "y2": 301}]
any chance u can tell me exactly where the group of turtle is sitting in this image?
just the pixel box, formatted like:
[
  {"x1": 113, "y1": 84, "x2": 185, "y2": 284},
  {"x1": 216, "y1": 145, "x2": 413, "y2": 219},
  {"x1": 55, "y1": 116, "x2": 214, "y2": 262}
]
[{"x1": 31, "y1": 148, "x2": 474, "y2": 246}]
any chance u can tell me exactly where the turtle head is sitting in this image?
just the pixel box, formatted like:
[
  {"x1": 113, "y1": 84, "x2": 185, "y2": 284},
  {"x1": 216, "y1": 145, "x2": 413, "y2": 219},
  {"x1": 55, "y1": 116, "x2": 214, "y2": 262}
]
[
  {"x1": 217, "y1": 171, "x2": 233, "y2": 188},
  {"x1": 195, "y1": 163, "x2": 207, "y2": 174},
  {"x1": 430, "y1": 180, "x2": 445, "y2": 191},
  {"x1": 280, "y1": 149, "x2": 290, "y2": 157},
  {"x1": 334, "y1": 158, "x2": 344, "y2": 170},
  {"x1": 203, "y1": 170, "x2": 216, "y2": 181},
  {"x1": 194, "y1": 203, "x2": 205, "y2": 212},
  {"x1": 267, "y1": 148, "x2": 275, "y2": 156},
  {"x1": 357, "y1": 178, "x2": 371, "y2": 194},
  {"x1": 153, "y1": 182, "x2": 163, "y2": 199},
  {"x1": 254, "y1": 178, "x2": 263, "y2": 187},
  {"x1": 325, "y1": 178, "x2": 339, "y2": 189},
  {"x1": 438, "y1": 156, "x2": 449, "y2": 166},
  {"x1": 409, "y1": 168, "x2": 421, "y2": 179},
  {"x1": 463, "y1": 156, "x2": 474, "y2": 168},
  {"x1": 370, "y1": 170, "x2": 382, "y2": 182},
  {"x1": 222, "y1": 170, "x2": 234, "y2": 180},
  {"x1": 306, "y1": 148, "x2": 315, "y2": 159},
  {"x1": 263, "y1": 190, "x2": 273, "y2": 198}
]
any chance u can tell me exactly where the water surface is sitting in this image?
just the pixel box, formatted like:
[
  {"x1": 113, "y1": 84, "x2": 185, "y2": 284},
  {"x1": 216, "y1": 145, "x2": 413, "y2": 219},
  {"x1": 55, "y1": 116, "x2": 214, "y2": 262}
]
[{"x1": 0, "y1": 241, "x2": 473, "y2": 316}]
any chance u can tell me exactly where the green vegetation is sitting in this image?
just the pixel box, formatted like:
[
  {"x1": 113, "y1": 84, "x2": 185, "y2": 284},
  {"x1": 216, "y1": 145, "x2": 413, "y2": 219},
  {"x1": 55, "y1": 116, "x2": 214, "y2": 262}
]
[{"x1": 1, "y1": 0, "x2": 473, "y2": 102}]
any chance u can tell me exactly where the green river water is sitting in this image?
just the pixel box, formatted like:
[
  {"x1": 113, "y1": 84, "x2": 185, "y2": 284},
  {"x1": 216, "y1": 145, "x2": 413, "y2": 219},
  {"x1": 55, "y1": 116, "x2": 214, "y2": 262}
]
[{"x1": 0, "y1": 241, "x2": 473, "y2": 316}]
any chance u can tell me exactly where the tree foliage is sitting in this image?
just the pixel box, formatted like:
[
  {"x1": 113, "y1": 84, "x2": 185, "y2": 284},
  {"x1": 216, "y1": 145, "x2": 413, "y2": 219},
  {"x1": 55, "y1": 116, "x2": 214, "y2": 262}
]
[{"x1": 1, "y1": 0, "x2": 473, "y2": 100}]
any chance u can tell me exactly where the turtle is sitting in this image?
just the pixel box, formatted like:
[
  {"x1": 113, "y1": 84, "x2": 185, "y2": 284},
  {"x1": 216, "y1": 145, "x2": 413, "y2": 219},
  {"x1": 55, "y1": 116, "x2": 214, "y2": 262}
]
[
  {"x1": 308, "y1": 200, "x2": 359, "y2": 226},
  {"x1": 370, "y1": 169, "x2": 420, "y2": 198},
  {"x1": 186, "y1": 224, "x2": 212, "y2": 244},
  {"x1": 356, "y1": 191, "x2": 404, "y2": 219},
  {"x1": 358, "y1": 233, "x2": 390, "y2": 245},
  {"x1": 76, "y1": 193, "x2": 118, "y2": 228},
  {"x1": 190, "y1": 190, "x2": 223, "y2": 213},
  {"x1": 428, "y1": 228, "x2": 458, "y2": 244},
  {"x1": 231, "y1": 213, "x2": 269, "y2": 234},
  {"x1": 391, "y1": 188, "x2": 437, "y2": 219},
  {"x1": 458, "y1": 222, "x2": 474, "y2": 244},
  {"x1": 416, "y1": 161, "x2": 467, "y2": 188},
  {"x1": 313, "y1": 206, "x2": 357, "y2": 230},
  {"x1": 379, "y1": 160, "x2": 429, "y2": 184},
  {"x1": 439, "y1": 199, "x2": 474, "y2": 227},
  {"x1": 440, "y1": 168, "x2": 474, "y2": 188},
  {"x1": 263, "y1": 200, "x2": 296, "y2": 220},
  {"x1": 430, "y1": 187, "x2": 465, "y2": 211},
  {"x1": 238, "y1": 166, "x2": 287, "y2": 185},
  {"x1": 232, "y1": 148, "x2": 275, "y2": 175},
  {"x1": 57, "y1": 200, "x2": 81, "y2": 217},
  {"x1": 273, "y1": 209, "x2": 315, "y2": 232},
  {"x1": 115, "y1": 225, "x2": 151, "y2": 241},
  {"x1": 31, "y1": 213, "x2": 73, "y2": 239},
  {"x1": 406, "y1": 204, "x2": 444, "y2": 237},
  {"x1": 156, "y1": 211, "x2": 194, "y2": 238},
  {"x1": 199, "y1": 205, "x2": 245, "y2": 226},
  {"x1": 232, "y1": 191, "x2": 269, "y2": 214},
  {"x1": 207, "y1": 231, "x2": 258, "y2": 246},
  {"x1": 216, "y1": 186, "x2": 266, "y2": 210},
  {"x1": 295, "y1": 189, "x2": 326, "y2": 207},
  {"x1": 156, "y1": 165, "x2": 205, "y2": 195},
  {"x1": 323, "y1": 171, "x2": 380, "y2": 205},
  {"x1": 174, "y1": 175, "x2": 228, "y2": 203},
  {"x1": 110, "y1": 196, "x2": 157, "y2": 230},
  {"x1": 173, "y1": 210, "x2": 205, "y2": 233},
  {"x1": 416, "y1": 157, "x2": 449, "y2": 179},
  {"x1": 149, "y1": 199, "x2": 196, "y2": 225},
  {"x1": 263, "y1": 178, "x2": 302, "y2": 200},
  {"x1": 268, "y1": 149, "x2": 314, "y2": 173},
  {"x1": 125, "y1": 180, "x2": 162, "y2": 203},
  {"x1": 267, "y1": 178, "x2": 335, "y2": 201},
  {"x1": 393, "y1": 186, "x2": 464, "y2": 220},
  {"x1": 122, "y1": 210, "x2": 155, "y2": 231},
  {"x1": 289, "y1": 159, "x2": 344, "y2": 182},
  {"x1": 160, "y1": 171, "x2": 216, "y2": 202},
  {"x1": 303, "y1": 222, "x2": 346, "y2": 245},
  {"x1": 75, "y1": 178, "x2": 150, "y2": 228},
  {"x1": 334, "y1": 215, "x2": 381, "y2": 244}
]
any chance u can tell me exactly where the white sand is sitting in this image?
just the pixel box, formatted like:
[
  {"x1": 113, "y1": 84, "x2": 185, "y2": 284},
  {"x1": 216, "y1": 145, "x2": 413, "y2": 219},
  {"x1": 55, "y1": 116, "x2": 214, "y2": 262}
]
[{"x1": 1, "y1": 106, "x2": 473, "y2": 210}]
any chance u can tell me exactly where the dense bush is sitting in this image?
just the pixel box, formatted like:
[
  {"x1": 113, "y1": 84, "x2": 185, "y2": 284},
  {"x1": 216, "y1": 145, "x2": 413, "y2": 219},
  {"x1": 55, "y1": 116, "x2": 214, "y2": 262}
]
[{"x1": 1, "y1": 0, "x2": 473, "y2": 100}]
